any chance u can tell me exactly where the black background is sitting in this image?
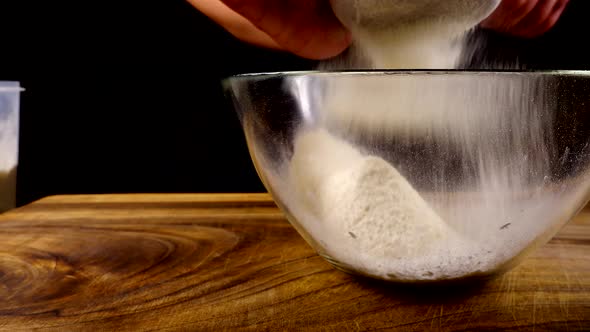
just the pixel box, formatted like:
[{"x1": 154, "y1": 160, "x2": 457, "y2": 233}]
[
  {"x1": 0, "y1": 0, "x2": 588, "y2": 206},
  {"x1": 0, "y1": 0, "x2": 314, "y2": 206}
]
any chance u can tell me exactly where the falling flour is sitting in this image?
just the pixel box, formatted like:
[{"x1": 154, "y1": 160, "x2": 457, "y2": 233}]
[{"x1": 280, "y1": 1, "x2": 582, "y2": 281}]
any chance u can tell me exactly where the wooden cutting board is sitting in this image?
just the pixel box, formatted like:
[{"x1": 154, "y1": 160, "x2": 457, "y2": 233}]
[{"x1": 0, "y1": 193, "x2": 588, "y2": 331}]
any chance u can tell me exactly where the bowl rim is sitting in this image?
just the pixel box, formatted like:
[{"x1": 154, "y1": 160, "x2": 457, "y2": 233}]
[{"x1": 223, "y1": 69, "x2": 590, "y2": 82}]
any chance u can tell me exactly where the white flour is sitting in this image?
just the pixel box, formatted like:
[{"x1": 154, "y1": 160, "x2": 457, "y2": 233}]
[{"x1": 280, "y1": 1, "x2": 579, "y2": 281}]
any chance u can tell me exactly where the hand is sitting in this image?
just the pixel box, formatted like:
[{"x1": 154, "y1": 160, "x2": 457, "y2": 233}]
[
  {"x1": 481, "y1": 0, "x2": 570, "y2": 38},
  {"x1": 189, "y1": 0, "x2": 352, "y2": 60},
  {"x1": 191, "y1": 0, "x2": 570, "y2": 61}
]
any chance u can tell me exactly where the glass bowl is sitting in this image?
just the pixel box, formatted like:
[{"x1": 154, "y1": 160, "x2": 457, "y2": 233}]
[{"x1": 223, "y1": 70, "x2": 590, "y2": 283}]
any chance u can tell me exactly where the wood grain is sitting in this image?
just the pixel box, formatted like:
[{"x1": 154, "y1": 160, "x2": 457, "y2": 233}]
[{"x1": 0, "y1": 193, "x2": 588, "y2": 331}]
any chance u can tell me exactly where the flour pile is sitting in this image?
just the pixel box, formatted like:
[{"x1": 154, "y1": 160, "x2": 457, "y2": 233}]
[{"x1": 289, "y1": 129, "x2": 454, "y2": 262}]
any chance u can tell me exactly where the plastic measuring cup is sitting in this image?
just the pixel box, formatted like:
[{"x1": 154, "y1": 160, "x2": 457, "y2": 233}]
[{"x1": 0, "y1": 82, "x2": 22, "y2": 213}]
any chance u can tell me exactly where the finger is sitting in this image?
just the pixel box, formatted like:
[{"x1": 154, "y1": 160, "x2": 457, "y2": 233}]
[
  {"x1": 220, "y1": 0, "x2": 351, "y2": 60},
  {"x1": 537, "y1": 0, "x2": 569, "y2": 34},
  {"x1": 481, "y1": 0, "x2": 539, "y2": 32},
  {"x1": 187, "y1": 0, "x2": 281, "y2": 51},
  {"x1": 510, "y1": 0, "x2": 566, "y2": 38},
  {"x1": 510, "y1": 0, "x2": 557, "y2": 36}
]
